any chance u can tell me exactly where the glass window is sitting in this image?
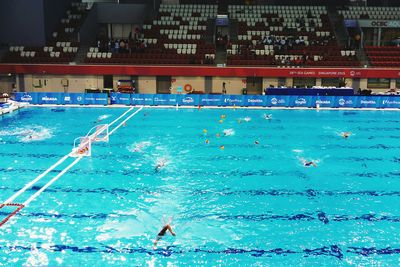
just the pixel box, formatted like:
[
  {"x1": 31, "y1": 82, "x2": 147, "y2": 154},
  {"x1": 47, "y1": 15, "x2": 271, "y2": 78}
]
[
  {"x1": 396, "y1": 79, "x2": 400, "y2": 89},
  {"x1": 321, "y1": 78, "x2": 341, "y2": 87},
  {"x1": 293, "y1": 78, "x2": 316, "y2": 88},
  {"x1": 367, "y1": 78, "x2": 390, "y2": 89}
]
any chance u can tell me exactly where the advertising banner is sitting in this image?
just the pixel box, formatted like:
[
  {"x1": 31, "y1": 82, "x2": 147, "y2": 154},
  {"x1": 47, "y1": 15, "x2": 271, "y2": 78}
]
[
  {"x1": 178, "y1": 95, "x2": 199, "y2": 106},
  {"x1": 221, "y1": 95, "x2": 244, "y2": 107},
  {"x1": 356, "y1": 96, "x2": 379, "y2": 108},
  {"x1": 63, "y1": 93, "x2": 84, "y2": 105},
  {"x1": 131, "y1": 94, "x2": 154, "y2": 105},
  {"x1": 335, "y1": 96, "x2": 356, "y2": 108},
  {"x1": 289, "y1": 95, "x2": 312, "y2": 107},
  {"x1": 14, "y1": 92, "x2": 39, "y2": 104},
  {"x1": 244, "y1": 95, "x2": 266, "y2": 107},
  {"x1": 199, "y1": 94, "x2": 222, "y2": 106},
  {"x1": 312, "y1": 96, "x2": 335, "y2": 108},
  {"x1": 153, "y1": 94, "x2": 170, "y2": 106},
  {"x1": 266, "y1": 95, "x2": 290, "y2": 107},
  {"x1": 110, "y1": 93, "x2": 130, "y2": 105},
  {"x1": 379, "y1": 96, "x2": 400, "y2": 109},
  {"x1": 37, "y1": 92, "x2": 62, "y2": 105}
]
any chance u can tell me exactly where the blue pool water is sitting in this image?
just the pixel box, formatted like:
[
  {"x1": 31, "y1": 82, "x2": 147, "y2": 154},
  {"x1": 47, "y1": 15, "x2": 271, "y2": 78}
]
[{"x1": 1, "y1": 106, "x2": 400, "y2": 266}]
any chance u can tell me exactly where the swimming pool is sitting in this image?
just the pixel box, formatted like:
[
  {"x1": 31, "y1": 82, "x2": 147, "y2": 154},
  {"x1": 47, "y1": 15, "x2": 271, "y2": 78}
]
[{"x1": 1, "y1": 106, "x2": 400, "y2": 266}]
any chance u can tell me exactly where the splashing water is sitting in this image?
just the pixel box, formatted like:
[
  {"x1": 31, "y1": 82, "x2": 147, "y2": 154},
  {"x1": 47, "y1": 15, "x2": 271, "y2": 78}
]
[
  {"x1": 0, "y1": 126, "x2": 53, "y2": 142},
  {"x1": 223, "y1": 128, "x2": 235, "y2": 136}
]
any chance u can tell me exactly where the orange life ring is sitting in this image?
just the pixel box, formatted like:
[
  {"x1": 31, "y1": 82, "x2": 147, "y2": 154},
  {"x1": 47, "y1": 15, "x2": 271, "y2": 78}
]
[{"x1": 184, "y1": 84, "x2": 192, "y2": 92}]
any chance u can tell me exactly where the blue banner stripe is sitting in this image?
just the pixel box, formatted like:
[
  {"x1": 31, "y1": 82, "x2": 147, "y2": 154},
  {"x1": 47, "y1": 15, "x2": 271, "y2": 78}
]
[{"x1": 12, "y1": 93, "x2": 400, "y2": 108}]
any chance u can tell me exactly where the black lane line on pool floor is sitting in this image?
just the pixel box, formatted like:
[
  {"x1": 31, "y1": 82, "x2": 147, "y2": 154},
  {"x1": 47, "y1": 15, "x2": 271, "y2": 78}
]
[
  {"x1": 2, "y1": 210, "x2": 400, "y2": 224},
  {"x1": 3, "y1": 186, "x2": 400, "y2": 199},
  {"x1": 0, "y1": 166, "x2": 399, "y2": 180},
  {"x1": 1, "y1": 243, "x2": 400, "y2": 260}
]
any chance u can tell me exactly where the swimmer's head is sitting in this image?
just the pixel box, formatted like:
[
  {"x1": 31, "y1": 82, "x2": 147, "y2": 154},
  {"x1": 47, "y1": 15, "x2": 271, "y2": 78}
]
[
  {"x1": 255, "y1": 140, "x2": 259, "y2": 145},
  {"x1": 203, "y1": 129, "x2": 207, "y2": 133},
  {"x1": 219, "y1": 145, "x2": 225, "y2": 150},
  {"x1": 220, "y1": 115, "x2": 226, "y2": 119},
  {"x1": 219, "y1": 120, "x2": 223, "y2": 124},
  {"x1": 216, "y1": 133, "x2": 220, "y2": 137},
  {"x1": 205, "y1": 139, "x2": 209, "y2": 144}
]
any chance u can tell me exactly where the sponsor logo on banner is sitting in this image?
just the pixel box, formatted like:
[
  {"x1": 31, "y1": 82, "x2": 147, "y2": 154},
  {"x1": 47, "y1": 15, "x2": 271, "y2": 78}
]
[
  {"x1": 111, "y1": 96, "x2": 116, "y2": 101},
  {"x1": 224, "y1": 98, "x2": 242, "y2": 103},
  {"x1": 360, "y1": 100, "x2": 376, "y2": 105},
  {"x1": 295, "y1": 98, "x2": 307, "y2": 105},
  {"x1": 271, "y1": 97, "x2": 285, "y2": 105},
  {"x1": 382, "y1": 99, "x2": 400, "y2": 105},
  {"x1": 21, "y1": 94, "x2": 33, "y2": 101},
  {"x1": 95, "y1": 97, "x2": 107, "y2": 101},
  {"x1": 119, "y1": 97, "x2": 129, "y2": 101},
  {"x1": 77, "y1": 96, "x2": 82, "y2": 101},
  {"x1": 201, "y1": 98, "x2": 220, "y2": 102},
  {"x1": 132, "y1": 97, "x2": 144, "y2": 101},
  {"x1": 154, "y1": 97, "x2": 166, "y2": 102},
  {"x1": 248, "y1": 98, "x2": 263, "y2": 103},
  {"x1": 316, "y1": 100, "x2": 331, "y2": 104},
  {"x1": 145, "y1": 98, "x2": 152, "y2": 102},
  {"x1": 64, "y1": 96, "x2": 71, "y2": 101},
  {"x1": 42, "y1": 96, "x2": 58, "y2": 101},
  {"x1": 182, "y1": 97, "x2": 194, "y2": 103},
  {"x1": 338, "y1": 98, "x2": 353, "y2": 106}
]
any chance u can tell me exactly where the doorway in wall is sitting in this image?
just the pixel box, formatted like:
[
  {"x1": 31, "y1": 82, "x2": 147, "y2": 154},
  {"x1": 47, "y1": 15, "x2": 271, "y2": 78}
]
[
  {"x1": 103, "y1": 75, "x2": 113, "y2": 89},
  {"x1": 156, "y1": 76, "x2": 172, "y2": 94},
  {"x1": 246, "y1": 77, "x2": 263, "y2": 94}
]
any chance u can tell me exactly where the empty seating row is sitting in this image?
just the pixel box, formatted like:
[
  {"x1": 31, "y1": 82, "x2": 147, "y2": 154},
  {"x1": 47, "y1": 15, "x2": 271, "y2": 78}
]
[{"x1": 338, "y1": 6, "x2": 400, "y2": 20}]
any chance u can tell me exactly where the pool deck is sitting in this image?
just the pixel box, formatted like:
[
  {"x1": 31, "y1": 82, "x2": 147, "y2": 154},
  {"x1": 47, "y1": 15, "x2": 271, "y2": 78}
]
[
  {"x1": 0, "y1": 100, "x2": 28, "y2": 115},
  {"x1": 28, "y1": 104, "x2": 400, "y2": 111}
]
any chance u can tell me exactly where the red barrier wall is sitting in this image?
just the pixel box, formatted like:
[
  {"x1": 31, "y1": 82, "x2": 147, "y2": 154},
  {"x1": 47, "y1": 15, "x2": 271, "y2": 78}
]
[{"x1": 0, "y1": 64, "x2": 400, "y2": 78}]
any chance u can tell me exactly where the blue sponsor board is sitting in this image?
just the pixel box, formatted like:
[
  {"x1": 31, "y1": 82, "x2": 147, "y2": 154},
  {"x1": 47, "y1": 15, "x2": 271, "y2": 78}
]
[
  {"x1": 289, "y1": 95, "x2": 312, "y2": 107},
  {"x1": 221, "y1": 95, "x2": 244, "y2": 107},
  {"x1": 14, "y1": 92, "x2": 39, "y2": 104},
  {"x1": 153, "y1": 94, "x2": 170, "y2": 105},
  {"x1": 244, "y1": 95, "x2": 266, "y2": 107},
  {"x1": 83, "y1": 93, "x2": 108, "y2": 105},
  {"x1": 312, "y1": 96, "x2": 335, "y2": 108},
  {"x1": 355, "y1": 96, "x2": 379, "y2": 108},
  {"x1": 199, "y1": 94, "x2": 222, "y2": 106},
  {"x1": 37, "y1": 92, "x2": 62, "y2": 104},
  {"x1": 334, "y1": 96, "x2": 356, "y2": 108},
  {"x1": 178, "y1": 94, "x2": 199, "y2": 106},
  {"x1": 167, "y1": 94, "x2": 178, "y2": 105},
  {"x1": 131, "y1": 94, "x2": 154, "y2": 105},
  {"x1": 110, "y1": 93, "x2": 130, "y2": 105},
  {"x1": 266, "y1": 95, "x2": 289, "y2": 107},
  {"x1": 63, "y1": 93, "x2": 85, "y2": 105},
  {"x1": 379, "y1": 96, "x2": 400, "y2": 109}
]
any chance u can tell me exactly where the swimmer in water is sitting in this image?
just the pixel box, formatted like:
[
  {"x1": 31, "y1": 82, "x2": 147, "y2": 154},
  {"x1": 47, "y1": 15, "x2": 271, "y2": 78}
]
[
  {"x1": 205, "y1": 139, "x2": 210, "y2": 144},
  {"x1": 298, "y1": 157, "x2": 317, "y2": 167},
  {"x1": 341, "y1": 132, "x2": 352, "y2": 139},
  {"x1": 153, "y1": 223, "x2": 176, "y2": 249},
  {"x1": 304, "y1": 161, "x2": 317, "y2": 167},
  {"x1": 255, "y1": 140, "x2": 259, "y2": 145},
  {"x1": 220, "y1": 145, "x2": 225, "y2": 150},
  {"x1": 154, "y1": 159, "x2": 167, "y2": 172},
  {"x1": 263, "y1": 114, "x2": 272, "y2": 120}
]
